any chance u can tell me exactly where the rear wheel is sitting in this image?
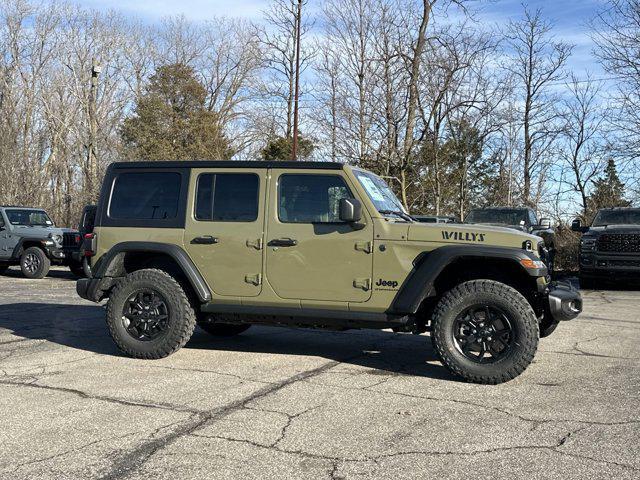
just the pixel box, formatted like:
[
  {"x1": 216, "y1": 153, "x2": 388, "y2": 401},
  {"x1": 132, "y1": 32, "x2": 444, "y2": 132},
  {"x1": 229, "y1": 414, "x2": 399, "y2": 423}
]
[
  {"x1": 430, "y1": 279, "x2": 539, "y2": 384},
  {"x1": 69, "y1": 260, "x2": 86, "y2": 278},
  {"x1": 106, "y1": 269, "x2": 196, "y2": 359},
  {"x1": 197, "y1": 314, "x2": 251, "y2": 336},
  {"x1": 20, "y1": 247, "x2": 50, "y2": 279},
  {"x1": 579, "y1": 275, "x2": 597, "y2": 290}
]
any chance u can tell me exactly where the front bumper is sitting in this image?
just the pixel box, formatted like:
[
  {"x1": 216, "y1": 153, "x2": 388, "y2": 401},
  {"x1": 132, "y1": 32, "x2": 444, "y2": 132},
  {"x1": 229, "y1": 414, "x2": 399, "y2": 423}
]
[
  {"x1": 546, "y1": 281, "x2": 582, "y2": 322},
  {"x1": 580, "y1": 252, "x2": 640, "y2": 275}
]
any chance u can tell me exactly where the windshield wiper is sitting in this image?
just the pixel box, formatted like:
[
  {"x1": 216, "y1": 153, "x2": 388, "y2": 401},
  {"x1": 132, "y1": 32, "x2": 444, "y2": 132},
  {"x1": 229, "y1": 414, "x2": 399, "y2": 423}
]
[{"x1": 378, "y1": 209, "x2": 415, "y2": 222}]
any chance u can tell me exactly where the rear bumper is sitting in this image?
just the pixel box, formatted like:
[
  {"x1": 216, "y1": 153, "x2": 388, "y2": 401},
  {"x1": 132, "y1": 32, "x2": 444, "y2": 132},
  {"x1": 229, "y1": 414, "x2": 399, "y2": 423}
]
[
  {"x1": 546, "y1": 281, "x2": 582, "y2": 322},
  {"x1": 76, "y1": 276, "x2": 115, "y2": 303}
]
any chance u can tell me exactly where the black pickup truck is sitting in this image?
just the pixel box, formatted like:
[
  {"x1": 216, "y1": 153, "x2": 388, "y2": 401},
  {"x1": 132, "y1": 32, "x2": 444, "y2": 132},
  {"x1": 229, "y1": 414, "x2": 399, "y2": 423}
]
[{"x1": 573, "y1": 207, "x2": 640, "y2": 288}]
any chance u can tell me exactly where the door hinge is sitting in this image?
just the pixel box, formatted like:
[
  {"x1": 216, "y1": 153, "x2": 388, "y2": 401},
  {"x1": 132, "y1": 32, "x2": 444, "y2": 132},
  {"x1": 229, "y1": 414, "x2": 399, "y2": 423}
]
[
  {"x1": 246, "y1": 238, "x2": 263, "y2": 250},
  {"x1": 245, "y1": 273, "x2": 262, "y2": 286},
  {"x1": 353, "y1": 278, "x2": 371, "y2": 291},
  {"x1": 355, "y1": 241, "x2": 373, "y2": 254}
]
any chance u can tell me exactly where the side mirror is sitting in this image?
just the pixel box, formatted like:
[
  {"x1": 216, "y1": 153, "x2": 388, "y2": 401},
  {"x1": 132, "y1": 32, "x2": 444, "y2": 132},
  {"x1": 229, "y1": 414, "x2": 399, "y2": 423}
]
[
  {"x1": 539, "y1": 218, "x2": 552, "y2": 229},
  {"x1": 339, "y1": 198, "x2": 362, "y2": 223},
  {"x1": 571, "y1": 219, "x2": 582, "y2": 232}
]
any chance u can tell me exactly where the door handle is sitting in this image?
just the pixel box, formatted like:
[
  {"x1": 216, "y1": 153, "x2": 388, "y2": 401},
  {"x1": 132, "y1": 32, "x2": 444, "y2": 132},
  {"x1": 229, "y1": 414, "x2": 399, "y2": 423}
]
[
  {"x1": 191, "y1": 236, "x2": 219, "y2": 245},
  {"x1": 268, "y1": 238, "x2": 298, "y2": 247}
]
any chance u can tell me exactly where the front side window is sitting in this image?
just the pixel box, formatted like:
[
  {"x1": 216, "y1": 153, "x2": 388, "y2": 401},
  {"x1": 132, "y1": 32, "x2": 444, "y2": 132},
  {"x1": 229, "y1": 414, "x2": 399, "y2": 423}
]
[
  {"x1": 109, "y1": 172, "x2": 181, "y2": 220},
  {"x1": 195, "y1": 173, "x2": 259, "y2": 222},
  {"x1": 279, "y1": 174, "x2": 352, "y2": 223},
  {"x1": 5, "y1": 209, "x2": 53, "y2": 227}
]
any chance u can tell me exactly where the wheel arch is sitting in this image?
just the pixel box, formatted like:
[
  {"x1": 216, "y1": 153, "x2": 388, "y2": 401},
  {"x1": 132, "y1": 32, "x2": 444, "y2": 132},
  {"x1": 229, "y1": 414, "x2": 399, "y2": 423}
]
[
  {"x1": 12, "y1": 238, "x2": 49, "y2": 259},
  {"x1": 93, "y1": 242, "x2": 211, "y2": 302},
  {"x1": 390, "y1": 245, "x2": 546, "y2": 316}
]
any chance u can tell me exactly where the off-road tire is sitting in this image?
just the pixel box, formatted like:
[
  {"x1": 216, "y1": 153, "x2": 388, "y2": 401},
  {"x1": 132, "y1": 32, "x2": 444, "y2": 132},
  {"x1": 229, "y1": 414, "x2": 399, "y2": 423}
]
[
  {"x1": 430, "y1": 279, "x2": 539, "y2": 384},
  {"x1": 20, "y1": 247, "x2": 50, "y2": 279},
  {"x1": 69, "y1": 261, "x2": 86, "y2": 278},
  {"x1": 106, "y1": 269, "x2": 196, "y2": 359},
  {"x1": 579, "y1": 275, "x2": 597, "y2": 290},
  {"x1": 197, "y1": 315, "x2": 251, "y2": 337},
  {"x1": 539, "y1": 319, "x2": 559, "y2": 338}
]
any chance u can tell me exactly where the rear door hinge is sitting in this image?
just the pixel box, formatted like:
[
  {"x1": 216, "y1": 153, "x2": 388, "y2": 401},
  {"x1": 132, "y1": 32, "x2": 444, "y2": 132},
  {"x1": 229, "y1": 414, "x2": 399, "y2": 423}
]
[
  {"x1": 355, "y1": 241, "x2": 373, "y2": 254},
  {"x1": 246, "y1": 238, "x2": 263, "y2": 250},
  {"x1": 245, "y1": 273, "x2": 262, "y2": 286},
  {"x1": 353, "y1": 278, "x2": 371, "y2": 291}
]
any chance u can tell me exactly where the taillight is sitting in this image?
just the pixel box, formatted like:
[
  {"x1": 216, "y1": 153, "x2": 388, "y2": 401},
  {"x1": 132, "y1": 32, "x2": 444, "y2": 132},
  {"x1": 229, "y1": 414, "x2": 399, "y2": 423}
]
[{"x1": 83, "y1": 233, "x2": 96, "y2": 257}]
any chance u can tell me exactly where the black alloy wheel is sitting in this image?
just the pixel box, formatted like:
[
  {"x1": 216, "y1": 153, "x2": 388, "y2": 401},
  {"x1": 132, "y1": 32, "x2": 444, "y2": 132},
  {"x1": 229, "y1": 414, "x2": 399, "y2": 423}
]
[
  {"x1": 122, "y1": 290, "x2": 170, "y2": 341},
  {"x1": 453, "y1": 305, "x2": 514, "y2": 364}
]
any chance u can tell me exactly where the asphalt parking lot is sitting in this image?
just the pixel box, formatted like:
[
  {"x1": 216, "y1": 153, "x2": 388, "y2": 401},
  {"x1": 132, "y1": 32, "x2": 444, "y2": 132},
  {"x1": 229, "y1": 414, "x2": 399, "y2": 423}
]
[{"x1": 0, "y1": 267, "x2": 638, "y2": 479}]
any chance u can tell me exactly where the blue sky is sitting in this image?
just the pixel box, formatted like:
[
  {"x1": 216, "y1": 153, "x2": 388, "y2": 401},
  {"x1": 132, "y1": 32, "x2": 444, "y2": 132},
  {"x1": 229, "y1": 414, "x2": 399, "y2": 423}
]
[{"x1": 68, "y1": 0, "x2": 605, "y2": 78}]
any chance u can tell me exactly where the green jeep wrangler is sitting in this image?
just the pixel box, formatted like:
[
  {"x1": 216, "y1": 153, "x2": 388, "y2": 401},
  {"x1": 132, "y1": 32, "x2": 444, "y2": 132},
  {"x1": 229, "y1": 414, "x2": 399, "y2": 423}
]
[{"x1": 77, "y1": 161, "x2": 582, "y2": 384}]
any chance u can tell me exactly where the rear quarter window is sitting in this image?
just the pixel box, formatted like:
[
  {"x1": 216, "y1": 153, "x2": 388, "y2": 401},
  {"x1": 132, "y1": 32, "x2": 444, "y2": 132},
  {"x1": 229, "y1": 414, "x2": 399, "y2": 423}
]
[
  {"x1": 109, "y1": 172, "x2": 181, "y2": 219},
  {"x1": 100, "y1": 168, "x2": 190, "y2": 228}
]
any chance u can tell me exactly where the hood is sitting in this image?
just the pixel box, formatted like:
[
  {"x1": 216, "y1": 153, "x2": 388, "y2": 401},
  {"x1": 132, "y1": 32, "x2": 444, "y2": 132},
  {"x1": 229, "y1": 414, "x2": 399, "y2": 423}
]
[
  {"x1": 408, "y1": 222, "x2": 540, "y2": 249},
  {"x1": 467, "y1": 222, "x2": 527, "y2": 232},
  {"x1": 13, "y1": 225, "x2": 75, "y2": 237}
]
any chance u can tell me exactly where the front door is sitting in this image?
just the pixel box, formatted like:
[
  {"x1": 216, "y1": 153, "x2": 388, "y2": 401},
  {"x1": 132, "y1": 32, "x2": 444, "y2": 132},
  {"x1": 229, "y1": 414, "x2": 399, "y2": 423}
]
[
  {"x1": 184, "y1": 169, "x2": 265, "y2": 297},
  {"x1": 265, "y1": 170, "x2": 374, "y2": 303}
]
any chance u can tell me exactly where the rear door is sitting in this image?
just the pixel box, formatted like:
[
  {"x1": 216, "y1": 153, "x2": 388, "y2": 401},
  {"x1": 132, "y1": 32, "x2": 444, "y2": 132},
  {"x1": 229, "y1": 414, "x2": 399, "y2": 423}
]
[
  {"x1": 265, "y1": 170, "x2": 374, "y2": 303},
  {"x1": 0, "y1": 211, "x2": 18, "y2": 260},
  {"x1": 184, "y1": 168, "x2": 265, "y2": 297}
]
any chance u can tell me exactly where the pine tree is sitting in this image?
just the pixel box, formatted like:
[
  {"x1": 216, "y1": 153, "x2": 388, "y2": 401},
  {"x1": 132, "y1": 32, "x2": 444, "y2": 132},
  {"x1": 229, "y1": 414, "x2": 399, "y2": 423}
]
[
  {"x1": 261, "y1": 134, "x2": 315, "y2": 161},
  {"x1": 586, "y1": 158, "x2": 630, "y2": 219},
  {"x1": 121, "y1": 63, "x2": 233, "y2": 161}
]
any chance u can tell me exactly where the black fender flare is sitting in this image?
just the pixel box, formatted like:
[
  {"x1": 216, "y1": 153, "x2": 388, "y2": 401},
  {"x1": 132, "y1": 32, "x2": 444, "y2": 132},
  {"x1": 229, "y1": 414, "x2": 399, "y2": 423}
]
[
  {"x1": 92, "y1": 241, "x2": 211, "y2": 302},
  {"x1": 390, "y1": 245, "x2": 546, "y2": 315},
  {"x1": 11, "y1": 237, "x2": 52, "y2": 260}
]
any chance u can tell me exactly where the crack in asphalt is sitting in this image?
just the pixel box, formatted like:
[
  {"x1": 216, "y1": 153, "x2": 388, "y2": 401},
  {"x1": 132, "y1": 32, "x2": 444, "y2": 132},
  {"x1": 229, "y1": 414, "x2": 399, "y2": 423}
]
[
  {"x1": 189, "y1": 423, "x2": 639, "y2": 472},
  {"x1": 0, "y1": 380, "x2": 203, "y2": 415}
]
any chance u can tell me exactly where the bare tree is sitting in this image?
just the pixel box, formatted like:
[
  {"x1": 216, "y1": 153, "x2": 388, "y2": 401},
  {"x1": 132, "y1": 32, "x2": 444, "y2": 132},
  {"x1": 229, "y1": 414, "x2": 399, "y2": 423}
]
[
  {"x1": 504, "y1": 8, "x2": 572, "y2": 206},
  {"x1": 561, "y1": 74, "x2": 607, "y2": 217}
]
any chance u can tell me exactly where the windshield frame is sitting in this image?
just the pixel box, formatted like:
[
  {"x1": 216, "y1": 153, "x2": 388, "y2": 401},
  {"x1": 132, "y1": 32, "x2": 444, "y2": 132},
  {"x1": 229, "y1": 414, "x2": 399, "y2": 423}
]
[
  {"x1": 353, "y1": 170, "x2": 407, "y2": 217},
  {"x1": 592, "y1": 209, "x2": 640, "y2": 227},
  {"x1": 5, "y1": 209, "x2": 54, "y2": 227}
]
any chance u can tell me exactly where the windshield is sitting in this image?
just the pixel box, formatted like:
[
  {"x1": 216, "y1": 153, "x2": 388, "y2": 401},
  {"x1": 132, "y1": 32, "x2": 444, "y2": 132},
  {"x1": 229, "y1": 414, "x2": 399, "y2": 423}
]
[
  {"x1": 593, "y1": 209, "x2": 640, "y2": 226},
  {"x1": 5, "y1": 209, "x2": 54, "y2": 227},
  {"x1": 466, "y1": 209, "x2": 528, "y2": 226},
  {"x1": 354, "y1": 170, "x2": 407, "y2": 215}
]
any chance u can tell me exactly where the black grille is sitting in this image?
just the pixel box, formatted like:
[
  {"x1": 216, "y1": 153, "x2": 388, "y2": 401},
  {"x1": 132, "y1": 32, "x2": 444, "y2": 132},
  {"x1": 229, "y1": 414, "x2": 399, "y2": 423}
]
[
  {"x1": 597, "y1": 233, "x2": 640, "y2": 253},
  {"x1": 62, "y1": 232, "x2": 81, "y2": 249}
]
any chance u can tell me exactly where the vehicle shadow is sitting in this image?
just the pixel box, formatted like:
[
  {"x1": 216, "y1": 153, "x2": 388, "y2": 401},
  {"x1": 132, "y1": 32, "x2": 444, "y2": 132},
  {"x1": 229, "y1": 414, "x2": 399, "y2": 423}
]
[
  {"x1": 0, "y1": 267, "x2": 78, "y2": 282},
  {"x1": 0, "y1": 302, "x2": 456, "y2": 382}
]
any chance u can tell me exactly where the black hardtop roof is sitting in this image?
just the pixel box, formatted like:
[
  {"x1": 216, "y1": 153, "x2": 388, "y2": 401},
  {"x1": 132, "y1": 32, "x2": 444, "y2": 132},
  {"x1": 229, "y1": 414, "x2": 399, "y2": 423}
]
[
  {"x1": 598, "y1": 207, "x2": 639, "y2": 211},
  {"x1": 109, "y1": 160, "x2": 345, "y2": 170},
  {"x1": 471, "y1": 206, "x2": 532, "y2": 211}
]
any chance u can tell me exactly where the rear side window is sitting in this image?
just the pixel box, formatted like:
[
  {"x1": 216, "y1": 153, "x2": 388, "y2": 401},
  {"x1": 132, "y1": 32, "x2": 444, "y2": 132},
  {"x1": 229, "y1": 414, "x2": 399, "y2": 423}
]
[
  {"x1": 195, "y1": 173, "x2": 259, "y2": 222},
  {"x1": 109, "y1": 172, "x2": 181, "y2": 220},
  {"x1": 278, "y1": 174, "x2": 352, "y2": 223}
]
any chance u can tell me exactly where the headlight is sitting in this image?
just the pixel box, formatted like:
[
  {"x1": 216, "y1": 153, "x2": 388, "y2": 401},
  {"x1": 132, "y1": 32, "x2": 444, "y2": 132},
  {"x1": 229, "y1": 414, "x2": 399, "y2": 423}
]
[
  {"x1": 580, "y1": 238, "x2": 596, "y2": 251},
  {"x1": 51, "y1": 234, "x2": 63, "y2": 246}
]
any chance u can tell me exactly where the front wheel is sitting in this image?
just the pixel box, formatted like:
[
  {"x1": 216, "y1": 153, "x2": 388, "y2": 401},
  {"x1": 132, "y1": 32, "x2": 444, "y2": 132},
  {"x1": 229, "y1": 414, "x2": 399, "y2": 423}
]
[
  {"x1": 430, "y1": 280, "x2": 539, "y2": 384},
  {"x1": 106, "y1": 269, "x2": 196, "y2": 359},
  {"x1": 20, "y1": 247, "x2": 50, "y2": 279}
]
